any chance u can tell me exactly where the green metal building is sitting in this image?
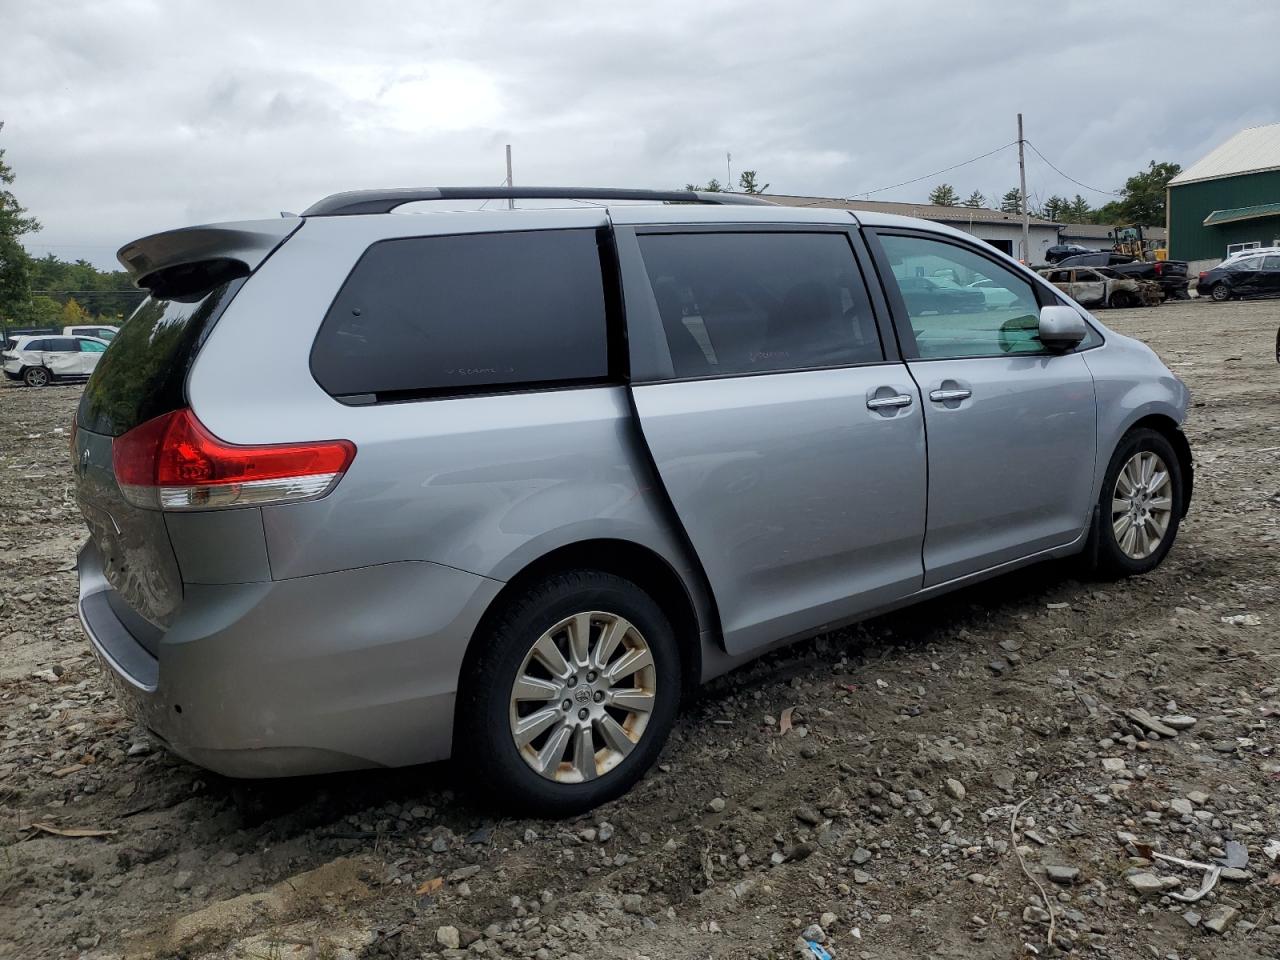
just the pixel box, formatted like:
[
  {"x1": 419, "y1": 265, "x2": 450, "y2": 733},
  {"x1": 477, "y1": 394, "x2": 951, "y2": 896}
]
[{"x1": 1168, "y1": 122, "x2": 1280, "y2": 263}]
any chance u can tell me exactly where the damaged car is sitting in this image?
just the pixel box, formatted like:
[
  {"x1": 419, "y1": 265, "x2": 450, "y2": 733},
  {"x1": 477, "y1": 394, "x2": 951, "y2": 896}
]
[{"x1": 1039, "y1": 266, "x2": 1161, "y2": 309}]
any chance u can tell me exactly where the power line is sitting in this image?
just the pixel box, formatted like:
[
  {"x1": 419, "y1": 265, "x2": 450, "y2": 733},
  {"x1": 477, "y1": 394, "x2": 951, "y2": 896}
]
[
  {"x1": 1024, "y1": 140, "x2": 1123, "y2": 197},
  {"x1": 796, "y1": 141, "x2": 1019, "y2": 206},
  {"x1": 31, "y1": 290, "x2": 144, "y2": 296}
]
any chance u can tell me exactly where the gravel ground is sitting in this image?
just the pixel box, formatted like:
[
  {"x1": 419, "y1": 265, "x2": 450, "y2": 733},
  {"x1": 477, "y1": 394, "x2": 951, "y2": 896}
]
[{"x1": 2, "y1": 298, "x2": 1278, "y2": 960}]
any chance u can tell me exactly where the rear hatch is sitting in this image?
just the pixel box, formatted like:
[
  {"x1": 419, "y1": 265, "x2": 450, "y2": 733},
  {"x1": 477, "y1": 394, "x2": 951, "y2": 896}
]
[{"x1": 74, "y1": 219, "x2": 299, "y2": 638}]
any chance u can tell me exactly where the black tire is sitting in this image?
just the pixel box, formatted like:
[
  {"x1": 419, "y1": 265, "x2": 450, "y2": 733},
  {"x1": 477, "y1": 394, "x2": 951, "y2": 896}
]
[
  {"x1": 1107, "y1": 291, "x2": 1134, "y2": 309},
  {"x1": 1091, "y1": 428, "x2": 1183, "y2": 579},
  {"x1": 1209, "y1": 283, "x2": 1232, "y2": 302},
  {"x1": 455, "y1": 570, "x2": 681, "y2": 817},
  {"x1": 23, "y1": 366, "x2": 50, "y2": 387}
]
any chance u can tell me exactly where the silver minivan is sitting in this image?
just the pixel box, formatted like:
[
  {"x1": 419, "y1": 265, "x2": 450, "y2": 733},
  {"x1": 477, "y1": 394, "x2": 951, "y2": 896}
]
[{"x1": 74, "y1": 187, "x2": 1192, "y2": 814}]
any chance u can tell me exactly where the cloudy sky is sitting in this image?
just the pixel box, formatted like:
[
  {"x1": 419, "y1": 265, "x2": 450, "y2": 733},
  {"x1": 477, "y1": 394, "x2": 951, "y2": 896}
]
[{"x1": 5, "y1": 1, "x2": 1279, "y2": 269}]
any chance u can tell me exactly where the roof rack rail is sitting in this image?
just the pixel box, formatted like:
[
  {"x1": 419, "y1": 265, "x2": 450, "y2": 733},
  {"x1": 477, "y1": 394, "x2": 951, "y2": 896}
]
[{"x1": 300, "y1": 186, "x2": 773, "y2": 217}]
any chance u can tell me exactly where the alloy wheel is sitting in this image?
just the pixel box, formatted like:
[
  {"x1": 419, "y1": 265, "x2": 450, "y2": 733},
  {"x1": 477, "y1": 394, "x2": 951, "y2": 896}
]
[
  {"x1": 1111, "y1": 451, "x2": 1174, "y2": 560},
  {"x1": 508, "y1": 611, "x2": 657, "y2": 784},
  {"x1": 25, "y1": 367, "x2": 49, "y2": 387}
]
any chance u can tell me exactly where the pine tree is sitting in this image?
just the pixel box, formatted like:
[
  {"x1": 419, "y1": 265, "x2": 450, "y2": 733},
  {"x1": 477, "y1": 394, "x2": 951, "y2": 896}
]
[
  {"x1": 1064, "y1": 195, "x2": 1093, "y2": 223},
  {"x1": 738, "y1": 171, "x2": 769, "y2": 195},
  {"x1": 962, "y1": 190, "x2": 987, "y2": 209},
  {"x1": 999, "y1": 188, "x2": 1023, "y2": 214},
  {"x1": 1041, "y1": 196, "x2": 1071, "y2": 222},
  {"x1": 0, "y1": 148, "x2": 40, "y2": 324},
  {"x1": 928, "y1": 183, "x2": 959, "y2": 206}
]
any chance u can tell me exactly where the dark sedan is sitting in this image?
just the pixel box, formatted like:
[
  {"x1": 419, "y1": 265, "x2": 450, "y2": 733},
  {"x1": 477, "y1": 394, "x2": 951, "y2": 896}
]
[
  {"x1": 1044, "y1": 243, "x2": 1095, "y2": 263},
  {"x1": 1198, "y1": 253, "x2": 1280, "y2": 302}
]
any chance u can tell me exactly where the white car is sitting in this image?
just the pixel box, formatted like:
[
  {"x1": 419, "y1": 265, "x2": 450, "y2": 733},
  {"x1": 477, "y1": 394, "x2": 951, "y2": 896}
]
[
  {"x1": 2, "y1": 334, "x2": 108, "y2": 387},
  {"x1": 926, "y1": 274, "x2": 1021, "y2": 310},
  {"x1": 64, "y1": 324, "x2": 119, "y2": 341},
  {"x1": 966, "y1": 277, "x2": 1021, "y2": 309}
]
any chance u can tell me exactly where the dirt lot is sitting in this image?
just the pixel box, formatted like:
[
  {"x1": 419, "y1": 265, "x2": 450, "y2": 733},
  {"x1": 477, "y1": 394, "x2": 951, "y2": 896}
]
[{"x1": 2, "y1": 298, "x2": 1278, "y2": 960}]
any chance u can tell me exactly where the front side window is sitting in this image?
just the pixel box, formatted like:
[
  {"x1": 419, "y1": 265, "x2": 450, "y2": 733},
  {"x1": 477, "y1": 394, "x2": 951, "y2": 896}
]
[
  {"x1": 312, "y1": 229, "x2": 610, "y2": 399},
  {"x1": 79, "y1": 339, "x2": 107, "y2": 352},
  {"x1": 1262, "y1": 256, "x2": 1280, "y2": 270},
  {"x1": 879, "y1": 234, "x2": 1044, "y2": 359},
  {"x1": 636, "y1": 231, "x2": 883, "y2": 378}
]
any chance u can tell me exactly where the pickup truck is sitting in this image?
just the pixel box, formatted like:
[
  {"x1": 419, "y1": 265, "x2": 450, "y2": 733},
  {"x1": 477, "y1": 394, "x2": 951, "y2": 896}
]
[{"x1": 1055, "y1": 252, "x2": 1189, "y2": 300}]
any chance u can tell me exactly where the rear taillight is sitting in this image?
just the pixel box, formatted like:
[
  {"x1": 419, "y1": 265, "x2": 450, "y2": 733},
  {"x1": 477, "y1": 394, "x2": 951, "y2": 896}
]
[
  {"x1": 1154, "y1": 262, "x2": 1164, "y2": 277},
  {"x1": 1198, "y1": 272, "x2": 1208, "y2": 283},
  {"x1": 112, "y1": 408, "x2": 355, "y2": 511}
]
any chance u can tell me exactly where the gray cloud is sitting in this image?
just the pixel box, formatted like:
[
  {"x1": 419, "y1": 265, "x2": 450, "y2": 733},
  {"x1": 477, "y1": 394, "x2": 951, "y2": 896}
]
[{"x1": 4, "y1": 0, "x2": 1278, "y2": 268}]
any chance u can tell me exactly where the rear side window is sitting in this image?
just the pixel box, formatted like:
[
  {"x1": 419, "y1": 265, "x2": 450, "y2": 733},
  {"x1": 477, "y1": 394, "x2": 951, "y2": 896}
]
[
  {"x1": 78, "y1": 278, "x2": 245, "y2": 436},
  {"x1": 23, "y1": 339, "x2": 48, "y2": 351},
  {"x1": 311, "y1": 229, "x2": 611, "y2": 400},
  {"x1": 49, "y1": 337, "x2": 78, "y2": 352},
  {"x1": 636, "y1": 231, "x2": 883, "y2": 379}
]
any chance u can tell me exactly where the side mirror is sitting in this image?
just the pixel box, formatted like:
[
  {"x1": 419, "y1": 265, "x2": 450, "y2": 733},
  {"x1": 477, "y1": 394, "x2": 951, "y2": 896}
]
[{"x1": 1038, "y1": 305, "x2": 1088, "y2": 352}]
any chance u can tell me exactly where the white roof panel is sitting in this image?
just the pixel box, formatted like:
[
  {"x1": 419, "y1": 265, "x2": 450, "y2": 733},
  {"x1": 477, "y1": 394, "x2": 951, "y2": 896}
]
[{"x1": 1169, "y1": 123, "x2": 1280, "y2": 186}]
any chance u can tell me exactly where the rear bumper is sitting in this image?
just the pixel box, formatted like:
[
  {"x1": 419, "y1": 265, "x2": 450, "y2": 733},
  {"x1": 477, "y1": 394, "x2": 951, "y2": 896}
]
[{"x1": 77, "y1": 541, "x2": 501, "y2": 778}]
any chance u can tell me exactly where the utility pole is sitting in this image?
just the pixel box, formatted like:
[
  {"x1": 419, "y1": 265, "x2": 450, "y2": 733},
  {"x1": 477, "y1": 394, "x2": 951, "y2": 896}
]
[
  {"x1": 505, "y1": 144, "x2": 514, "y2": 210},
  {"x1": 1017, "y1": 114, "x2": 1030, "y2": 262},
  {"x1": 726, "y1": 152, "x2": 732, "y2": 190}
]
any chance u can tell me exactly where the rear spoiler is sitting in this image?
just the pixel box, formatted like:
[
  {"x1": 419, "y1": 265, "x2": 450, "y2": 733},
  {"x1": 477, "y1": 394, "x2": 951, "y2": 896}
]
[{"x1": 117, "y1": 219, "x2": 302, "y2": 293}]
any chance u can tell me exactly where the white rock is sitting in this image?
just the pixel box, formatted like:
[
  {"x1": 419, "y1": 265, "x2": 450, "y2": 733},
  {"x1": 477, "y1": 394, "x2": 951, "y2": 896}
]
[{"x1": 436, "y1": 926, "x2": 461, "y2": 949}]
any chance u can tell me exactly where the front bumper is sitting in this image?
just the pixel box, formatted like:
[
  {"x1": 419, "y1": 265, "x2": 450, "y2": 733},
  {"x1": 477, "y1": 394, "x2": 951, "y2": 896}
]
[{"x1": 77, "y1": 541, "x2": 501, "y2": 777}]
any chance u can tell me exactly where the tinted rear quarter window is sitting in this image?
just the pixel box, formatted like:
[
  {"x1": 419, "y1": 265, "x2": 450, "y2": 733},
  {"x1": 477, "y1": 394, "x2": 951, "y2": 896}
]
[
  {"x1": 311, "y1": 229, "x2": 612, "y2": 400},
  {"x1": 78, "y1": 278, "x2": 245, "y2": 436},
  {"x1": 636, "y1": 231, "x2": 883, "y2": 379}
]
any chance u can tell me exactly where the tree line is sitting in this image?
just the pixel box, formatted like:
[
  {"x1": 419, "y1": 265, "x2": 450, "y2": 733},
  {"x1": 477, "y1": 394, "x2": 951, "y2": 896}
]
[
  {"x1": 925, "y1": 161, "x2": 1182, "y2": 225},
  {"x1": 0, "y1": 148, "x2": 141, "y2": 330}
]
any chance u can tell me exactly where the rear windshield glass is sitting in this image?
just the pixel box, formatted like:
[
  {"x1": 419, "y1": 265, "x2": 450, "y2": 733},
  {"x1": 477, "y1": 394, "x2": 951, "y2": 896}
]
[
  {"x1": 77, "y1": 279, "x2": 244, "y2": 436},
  {"x1": 310, "y1": 229, "x2": 611, "y2": 400}
]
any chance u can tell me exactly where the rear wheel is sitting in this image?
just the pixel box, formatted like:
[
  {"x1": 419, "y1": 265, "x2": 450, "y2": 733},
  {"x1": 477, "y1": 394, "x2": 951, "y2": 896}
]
[
  {"x1": 456, "y1": 570, "x2": 681, "y2": 817},
  {"x1": 23, "y1": 366, "x2": 50, "y2": 387},
  {"x1": 1093, "y1": 428, "x2": 1182, "y2": 578},
  {"x1": 1209, "y1": 283, "x2": 1232, "y2": 302},
  {"x1": 1108, "y1": 291, "x2": 1135, "y2": 309}
]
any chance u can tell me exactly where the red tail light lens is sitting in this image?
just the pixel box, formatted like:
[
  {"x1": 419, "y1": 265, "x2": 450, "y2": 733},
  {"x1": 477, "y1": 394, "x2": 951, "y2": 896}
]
[
  {"x1": 1199, "y1": 272, "x2": 1208, "y2": 283},
  {"x1": 112, "y1": 408, "x2": 355, "y2": 510}
]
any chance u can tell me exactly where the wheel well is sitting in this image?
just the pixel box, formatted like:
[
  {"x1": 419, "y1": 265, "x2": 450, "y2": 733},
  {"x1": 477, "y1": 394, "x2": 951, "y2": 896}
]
[
  {"x1": 1127, "y1": 414, "x2": 1193, "y2": 517},
  {"x1": 463, "y1": 539, "x2": 705, "y2": 702}
]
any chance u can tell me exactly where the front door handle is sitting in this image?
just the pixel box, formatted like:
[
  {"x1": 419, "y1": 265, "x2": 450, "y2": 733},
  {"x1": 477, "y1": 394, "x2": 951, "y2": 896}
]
[
  {"x1": 866, "y1": 393, "x2": 914, "y2": 410},
  {"x1": 929, "y1": 388, "x2": 972, "y2": 402}
]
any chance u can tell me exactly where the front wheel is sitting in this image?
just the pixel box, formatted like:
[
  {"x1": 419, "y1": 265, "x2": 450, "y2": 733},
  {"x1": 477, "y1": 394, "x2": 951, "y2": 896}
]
[
  {"x1": 1093, "y1": 429, "x2": 1183, "y2": 578},
  {"x1": 455, "y1": 570, "x2": 681, "y2": 817},
  {"x1": 1209, "y1": 283, "x2": 1232, "y2": 302},
  {"x1": 23, "y1": 366, "x2": 50, "y2": 387}
]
